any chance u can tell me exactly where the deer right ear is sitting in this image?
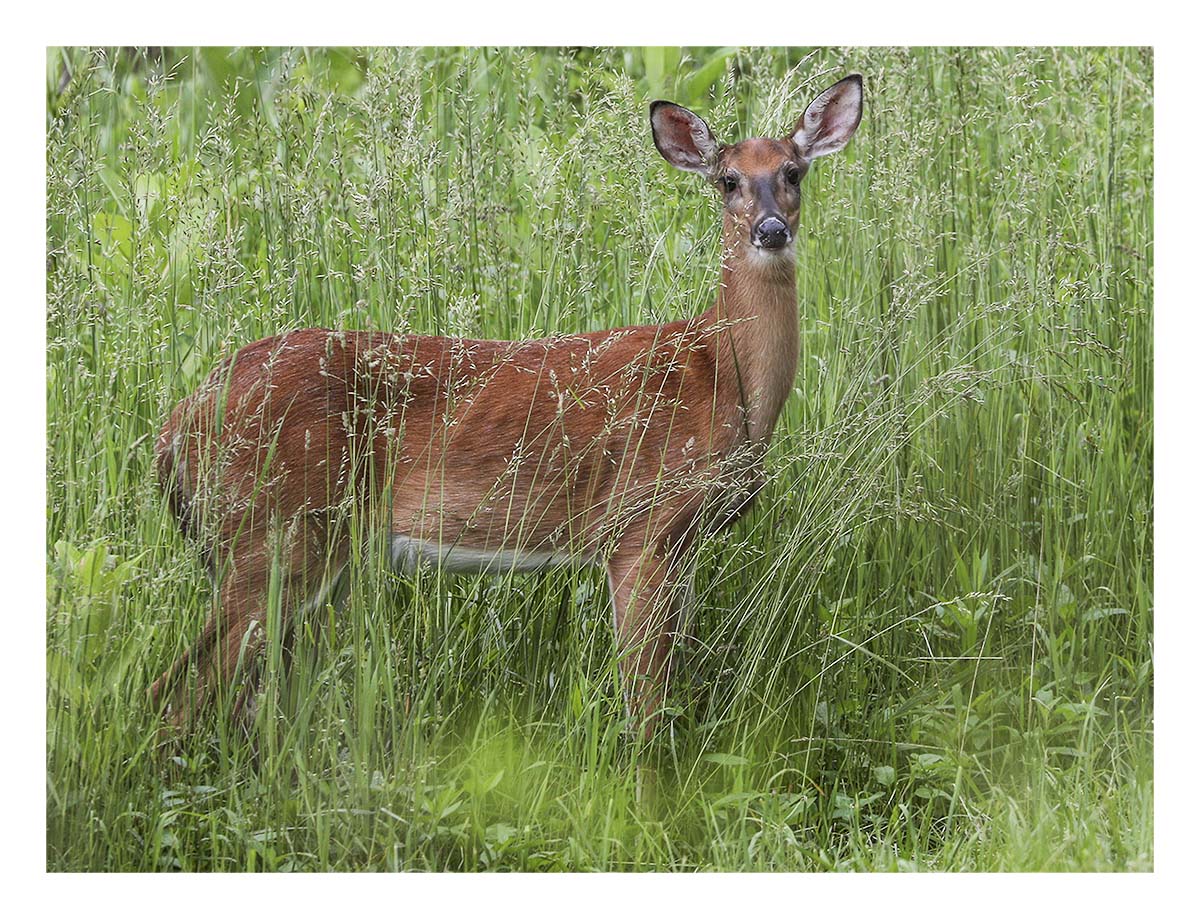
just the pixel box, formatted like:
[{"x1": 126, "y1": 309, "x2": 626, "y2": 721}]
[
  {"x1": 650, "y1": 101, "x2": 720, "y2": 178},
  {"x1": 791, "y1": 74, "x2": 864, "y2": 160}
]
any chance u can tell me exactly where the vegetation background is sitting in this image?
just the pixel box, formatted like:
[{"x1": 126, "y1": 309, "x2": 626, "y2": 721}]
[{"x1": 45, "y1": 46, "x2": 1152, "y2": 871}]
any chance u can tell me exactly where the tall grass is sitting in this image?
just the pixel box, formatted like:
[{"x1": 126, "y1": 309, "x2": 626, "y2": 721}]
[{"x1": 46, "y1": 46, "x2": 1152, "y2": 871}]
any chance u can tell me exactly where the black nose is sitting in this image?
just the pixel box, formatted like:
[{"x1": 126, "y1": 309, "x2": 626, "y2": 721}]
[{"x1": 753, "y1": 216, "x2": 791, "y2": 250}]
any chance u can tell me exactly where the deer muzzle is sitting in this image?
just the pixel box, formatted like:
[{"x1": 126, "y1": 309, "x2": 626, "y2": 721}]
[{"x1": 752, "y1": 215, "x2": 791, "y2": 250}]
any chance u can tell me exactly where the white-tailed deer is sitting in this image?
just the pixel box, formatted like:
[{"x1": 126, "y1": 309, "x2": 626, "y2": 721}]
[{"x1": 152, "y1": 74, "x2": 864, "y2": 740}]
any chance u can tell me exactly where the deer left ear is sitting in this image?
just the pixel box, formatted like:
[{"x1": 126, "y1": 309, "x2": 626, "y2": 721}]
[
  {"x1": 791, "y1": 74, "x2": 864, "y2": 160},
  {"x1": 650, "y1": 101, "x2": 721, "y2": 178}
]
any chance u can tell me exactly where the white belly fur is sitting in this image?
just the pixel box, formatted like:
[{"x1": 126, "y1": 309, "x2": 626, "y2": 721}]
[{"x1": 389, "y1": 534, "x2": 578, "y2": 575}]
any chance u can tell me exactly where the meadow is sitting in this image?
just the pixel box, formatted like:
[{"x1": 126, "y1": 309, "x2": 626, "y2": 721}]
[{"x1": 45, "y1": 46, "x2": 1153, "y2": 871}]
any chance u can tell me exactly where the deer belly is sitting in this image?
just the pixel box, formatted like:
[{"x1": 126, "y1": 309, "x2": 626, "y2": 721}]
[{"x1": 388, "y1": 534, "x2": 577, "y2": 575}]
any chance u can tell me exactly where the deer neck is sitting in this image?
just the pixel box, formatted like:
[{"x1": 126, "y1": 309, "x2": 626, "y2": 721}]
[{"x1": 706, "y1": 216, "x2": 800, "y2": 444}]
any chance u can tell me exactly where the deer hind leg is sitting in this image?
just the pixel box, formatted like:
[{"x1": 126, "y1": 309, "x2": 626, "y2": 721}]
[
  {"x1": 151, "y1": 552, "x2": 268, "y2": 734},
  {"x1": 151, "y1": 519, "x2": 346, "y2": 734},
  {"x1": 606, "y1": 534, "x2": 694, "y2": 742}
]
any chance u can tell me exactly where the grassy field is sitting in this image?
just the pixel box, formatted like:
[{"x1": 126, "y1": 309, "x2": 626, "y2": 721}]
[{"x1": 45, "y1": 46, "x2": 1153, "y2": 871}]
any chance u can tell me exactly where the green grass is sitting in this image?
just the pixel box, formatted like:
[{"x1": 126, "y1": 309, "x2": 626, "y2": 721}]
[{"x1": 45, "y1": 46, "x2": 1153, "y2": 871}]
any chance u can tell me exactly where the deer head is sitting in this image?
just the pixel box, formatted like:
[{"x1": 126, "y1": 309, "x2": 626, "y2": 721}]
[{"x1": 651, "y1": 74, "x2": 863, "y2": 256}]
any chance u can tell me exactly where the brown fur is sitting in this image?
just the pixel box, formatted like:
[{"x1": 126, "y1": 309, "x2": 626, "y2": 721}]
[{"x1": 151, "y1": 81, "x2": 862, "y2": 739}]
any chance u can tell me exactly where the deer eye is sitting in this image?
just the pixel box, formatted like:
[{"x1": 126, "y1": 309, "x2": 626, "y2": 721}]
[
  {"x1": 784, "y1": 165, "x2": 802, "y2": 187},
  {"x1": 721, "y1": 174, "x2": 739, "y2": 194}
]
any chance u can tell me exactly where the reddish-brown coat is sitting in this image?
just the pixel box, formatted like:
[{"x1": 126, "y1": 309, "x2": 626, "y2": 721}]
[{"x1": 151, "y1": 76, "x2": 863, "y2": 739}]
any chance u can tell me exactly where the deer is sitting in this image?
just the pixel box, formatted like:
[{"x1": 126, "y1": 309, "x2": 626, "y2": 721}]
[{"x1": 150, "y1": 74, "x2": 864, "y2": 743}]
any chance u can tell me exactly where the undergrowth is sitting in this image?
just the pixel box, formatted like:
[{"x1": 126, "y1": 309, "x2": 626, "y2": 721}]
[{"x1": 45, "y1": 46, "x2": 1153, "y2": 871}]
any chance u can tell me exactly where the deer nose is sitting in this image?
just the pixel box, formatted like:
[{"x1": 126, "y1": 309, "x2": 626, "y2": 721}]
[{"x1": 753, "y1": 216, "x2": 791, "y2": 250}]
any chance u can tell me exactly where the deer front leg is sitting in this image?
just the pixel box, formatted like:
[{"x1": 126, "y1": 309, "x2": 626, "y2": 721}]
[{"x1": 606, "y1": 537, "x2": 692, "y2": 742}]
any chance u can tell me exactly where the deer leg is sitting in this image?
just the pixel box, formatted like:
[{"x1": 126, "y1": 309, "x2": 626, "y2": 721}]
[
  {"x1": 152, "y1": 520, "x2": 344, "y2": 734},
  {"x1": 150, "y1": 553, "x2": 272, "y2": 733},
  {"x1": 606, "y1": 537, "x2": 691, "y2": 742},
  {"x1": 149, "y1": 615, "x2": 218, "y2": 723},
  {"x1": 234, "y1": 553, "x2": 348, "y2": 725}
]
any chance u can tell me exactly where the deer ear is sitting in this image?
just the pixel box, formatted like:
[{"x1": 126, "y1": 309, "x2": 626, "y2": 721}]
[
  {"x1": 650, "y1": 101, "x2": 720, "y2": 177},
  {"x1": 791, "y1": 74, "x2": 863, "y2": 160}
]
